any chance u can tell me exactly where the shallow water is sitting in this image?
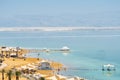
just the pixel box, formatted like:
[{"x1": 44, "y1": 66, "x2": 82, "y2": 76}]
[{"x1": 0, "y1": 30, "x2": 120, "y2": 80}]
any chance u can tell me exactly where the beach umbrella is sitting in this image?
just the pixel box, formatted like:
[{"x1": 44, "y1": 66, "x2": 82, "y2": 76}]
[
  {"x1": 46, "y1": 76, "x2": 57, "y2": 80},
  {"x1": 56, "y1": 74, "x2": 67, "y2": 79},
  {"x1": 66, "y1": 78, "x2": 75, "y2": 80},
  {"x1": 35, "y1": 73, "x2": 47, "y2": 77},
  {"x1": 21, "y1": 66, "x2": 27, "y2": 69}
]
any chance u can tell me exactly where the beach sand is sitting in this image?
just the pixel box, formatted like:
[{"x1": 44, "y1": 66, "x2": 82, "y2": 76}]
[
  {"x1": 0, "y1": 47, "x2": 64, "y2": 80},
  {"x1": 0, "y1": 57, "x2": 63, "y2": 80}
]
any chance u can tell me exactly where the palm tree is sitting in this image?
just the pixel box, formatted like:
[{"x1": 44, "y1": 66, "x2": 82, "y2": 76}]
[
  {"x1": 6, "y1": 70, "x2": 12, "y2": 80},
  {"x1": 1, "y1": 50, "x2": 4, "y2": 58},
  {"x1": 1, "y1": 50, "x2": 4, "y2": 61},
  {"x1": 1, "y1": 69, "x2": 5, "y2": 80},
  {"x1": 15, "y1": 71, "x2": 21, "y2": 80}
]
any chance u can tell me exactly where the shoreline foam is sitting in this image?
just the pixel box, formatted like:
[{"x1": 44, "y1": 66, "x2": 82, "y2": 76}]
[{"x1": 0, "y1": 27, "x2": 120, "y2": 32}]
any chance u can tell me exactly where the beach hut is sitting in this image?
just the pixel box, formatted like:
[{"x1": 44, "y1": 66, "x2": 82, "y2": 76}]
[
  {"x1": 66, "y1": 78, "x2": 75, "y2": 80},
  {"x1": 38, "y1": 60, "x2": 52, "y2": 70}
]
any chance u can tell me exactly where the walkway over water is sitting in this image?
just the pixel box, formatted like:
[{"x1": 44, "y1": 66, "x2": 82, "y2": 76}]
[{"x1": 27, "y1": 48, "x2": 70, "y2": 53}]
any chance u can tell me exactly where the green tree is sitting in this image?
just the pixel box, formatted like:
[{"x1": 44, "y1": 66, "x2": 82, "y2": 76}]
[
  {"x1": 39, "y1": 77, "x2": 45, "y2": 80},
  {"x1": 6, "y1": 70, "x2": 13, "y2": 80},
  {"x1": 15, "y1": 71, "x2": 21, "y2": 80}
]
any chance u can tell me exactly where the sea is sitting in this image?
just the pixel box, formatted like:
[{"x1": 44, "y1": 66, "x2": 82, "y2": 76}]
[{"x1": 0, "y1": 28, "x2": 120, "y2": 80}]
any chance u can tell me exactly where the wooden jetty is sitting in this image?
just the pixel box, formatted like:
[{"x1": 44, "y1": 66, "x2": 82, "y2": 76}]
[{"x1": 27, "y1": 48, "x2": 70, "y2": 53}]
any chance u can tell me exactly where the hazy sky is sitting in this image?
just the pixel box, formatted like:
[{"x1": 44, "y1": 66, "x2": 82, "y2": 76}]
[
  {"x1": 0, "y1": 0, "x2": 120, "y2": 16},
  {"x1": 0, "y1": 0, "x2": 120, "y2": 27}
]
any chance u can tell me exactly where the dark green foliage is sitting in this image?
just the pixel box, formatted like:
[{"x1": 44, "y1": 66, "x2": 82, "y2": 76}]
[
  {"x1": 39, "y1": 77, "x2": 45, "y2": 80},
  {"x1": 6, "y1": 70, "x2": 12, "y2": 80},
  {"x1": 15, "y1": 71, "x2": 21, "y2": 80}
]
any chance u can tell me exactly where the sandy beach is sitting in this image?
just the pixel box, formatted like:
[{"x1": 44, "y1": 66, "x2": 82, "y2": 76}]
[
  {"x1": 0, "y1": 57, "x2": 63, "y2": 80},
  {"x1": 0, "y1": 46, "x2": 85, "y2": 80}
]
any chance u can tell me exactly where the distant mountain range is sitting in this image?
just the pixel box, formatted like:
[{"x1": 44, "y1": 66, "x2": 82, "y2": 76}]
[{"x1": 0, "y1": 12, "x2": 120, "y2": 27}]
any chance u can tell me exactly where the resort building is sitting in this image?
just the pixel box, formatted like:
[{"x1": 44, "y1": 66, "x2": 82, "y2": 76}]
[
  {"x1": 0, "y1": 46, "x2": 27, "y2": 58},
  {"x1": 38, "y1": 60, "x2": 52, "y2": 70}
]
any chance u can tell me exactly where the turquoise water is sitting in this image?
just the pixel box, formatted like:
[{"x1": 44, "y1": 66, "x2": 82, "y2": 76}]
[{"x1": 0, "y1": 30, "x2": 120, "y2": 80}]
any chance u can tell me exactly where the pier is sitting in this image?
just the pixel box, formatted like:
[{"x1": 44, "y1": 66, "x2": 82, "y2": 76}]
[
  {"x1": 26, "y1": 46, "x2": 70, "y2": 53},
  {"x1": 27, "y1": 48, "x2": 70, "y2": 53},
  {"x1": 0, "y1": 46, "x2": 70, "y2": 56}
]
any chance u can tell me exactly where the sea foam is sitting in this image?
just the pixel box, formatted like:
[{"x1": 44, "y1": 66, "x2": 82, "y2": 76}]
[{"x1": 0, "y1": 27, "x2": 120, "y2": 31}]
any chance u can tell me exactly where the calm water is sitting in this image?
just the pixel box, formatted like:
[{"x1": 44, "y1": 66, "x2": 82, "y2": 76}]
[{"x1": 0, "y1": 30, "x2": 120, "y2": 80}]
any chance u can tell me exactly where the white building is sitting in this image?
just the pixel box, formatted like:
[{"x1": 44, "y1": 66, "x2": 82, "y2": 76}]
[{"x1": 38, "y1": 60, "x2": 52, "y2": 70}]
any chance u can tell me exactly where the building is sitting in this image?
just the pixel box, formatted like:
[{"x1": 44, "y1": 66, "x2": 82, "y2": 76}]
[{"x1": 38, "y1": 60, "x2": 52, "y2": 70}]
